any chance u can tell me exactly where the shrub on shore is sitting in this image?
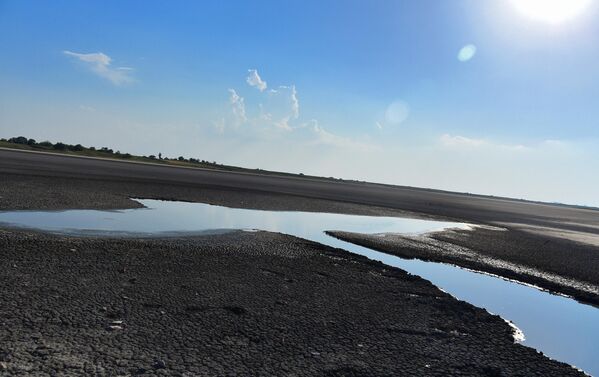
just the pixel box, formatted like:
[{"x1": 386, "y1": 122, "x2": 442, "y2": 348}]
[{"x1": 1, "y1": 135, "x2": 223, "y2": 169}]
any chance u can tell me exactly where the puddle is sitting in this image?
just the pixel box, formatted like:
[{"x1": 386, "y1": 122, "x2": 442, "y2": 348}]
[{"x1": 0, "y1": 199, "x2": 597, "y2": 375}]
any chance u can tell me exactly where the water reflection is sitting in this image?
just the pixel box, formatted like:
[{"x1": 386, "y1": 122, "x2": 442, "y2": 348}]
[{"x1": 0, "y1": 199, "x2": 597, "y2": 375}]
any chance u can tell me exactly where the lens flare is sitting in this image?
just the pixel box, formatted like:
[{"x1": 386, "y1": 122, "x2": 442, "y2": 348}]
[
  {"x1": 385, "y1": 101, "x2": 410, "y2": 125},
  {"x1": 458, "y1": 44, "x2": 477, "y2": 62}
]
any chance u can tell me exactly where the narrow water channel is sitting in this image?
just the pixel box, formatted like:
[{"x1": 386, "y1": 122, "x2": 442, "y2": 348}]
[{"x1": 1, "y1": 199, "x2": 597, "y2": 375}]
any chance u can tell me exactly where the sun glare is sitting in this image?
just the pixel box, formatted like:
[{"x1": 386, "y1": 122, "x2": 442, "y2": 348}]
[{"x1": 510, "y1": 0, "x2": 592, "y2": 24}]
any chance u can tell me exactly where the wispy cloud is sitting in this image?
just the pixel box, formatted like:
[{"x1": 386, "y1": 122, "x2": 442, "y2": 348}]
[
  {"x1": 78, "y1": 105, "x2": 96, "y2": 112},
  {"x1": 440, "y1": 134, "x2": 487, "y2": 148},
  {"x1": 228, "y1": 89, "x2": 247, "y2": 126},
  {"x1": 63, "y1": 50, "x2": 134, "y2": 85},
  {"x1": 542, "y1": 139, "x2": 567, "y2": 148},
  {"x1": 439, "y1": 134, "x2": 560, "y2": 152},
  {"x1": 308, "y1": 120, "x2": 375, "y2": 151},
  {"x1": 266, "y1": 85, "x2": 299, "y2": 131},
  {"x1": 246, "y1": 69, "x2": 267, "y2": 91},
  {"x1": 289, "y1": 85, "x2": 299, "y2": 119}
]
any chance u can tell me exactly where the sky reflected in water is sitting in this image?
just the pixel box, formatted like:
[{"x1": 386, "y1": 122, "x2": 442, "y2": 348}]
[{"x1": 0, "y1": 199, "x2": 597, "y2": 375}]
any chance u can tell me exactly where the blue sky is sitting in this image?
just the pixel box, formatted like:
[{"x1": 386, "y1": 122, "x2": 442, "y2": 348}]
[{"x1": 1, "y1": 0, "x2": 599, "y2": 206}]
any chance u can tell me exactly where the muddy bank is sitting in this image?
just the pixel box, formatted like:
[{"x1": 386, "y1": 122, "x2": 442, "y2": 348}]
[
  {"x1": 327, "y1": 226, "x2": 599, "y2": 306},
  {"x1": 2, "y1": 172, "x2": 599, "y2": 306},
  {"x1": 0, "y1": 173, "x2": 425, "y2": 219},
  {"x1": 0, "y1": 229, "x2": 583, "y2": 376}
]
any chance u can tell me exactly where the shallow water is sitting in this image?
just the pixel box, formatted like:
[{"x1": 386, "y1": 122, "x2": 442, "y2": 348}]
[{"x1": 1, "y1": 199, "x2": 597, "y2": 375}]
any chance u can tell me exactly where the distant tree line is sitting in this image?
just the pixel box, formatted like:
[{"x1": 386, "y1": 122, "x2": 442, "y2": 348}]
[{"x1": 1, "y1": 136, "x2": 220, "y2": 166}]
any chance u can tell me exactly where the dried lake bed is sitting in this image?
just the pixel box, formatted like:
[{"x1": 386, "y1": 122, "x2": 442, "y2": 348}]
[{"x1": 1, "y1": 199, "x2": 597, "y2": 375}]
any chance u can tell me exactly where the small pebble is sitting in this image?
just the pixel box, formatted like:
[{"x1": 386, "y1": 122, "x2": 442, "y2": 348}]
[{"x1": 153, "y1": 359, "x2": 166, "y2": 369}]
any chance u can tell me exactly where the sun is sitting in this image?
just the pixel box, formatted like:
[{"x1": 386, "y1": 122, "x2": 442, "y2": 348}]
[{"x1": 510, "y1": 0, "x2": 592, "y2": 24}]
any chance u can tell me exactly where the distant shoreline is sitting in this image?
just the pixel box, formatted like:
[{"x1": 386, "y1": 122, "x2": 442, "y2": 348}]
[{"x1": 2, "y1": 137, "x2": 597, "y2": 211}]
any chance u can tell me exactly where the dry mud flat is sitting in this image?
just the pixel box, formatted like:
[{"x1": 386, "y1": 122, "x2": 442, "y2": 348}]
[
  {"x1": 3, "y1": 172, "x2": 599, "y2": 307},
  {"x1": 2, "y1": 149, "x2": 599, "y2": 305},
  {"x1": 0, "y1": 229, "x2": 583, "y2": 376}
]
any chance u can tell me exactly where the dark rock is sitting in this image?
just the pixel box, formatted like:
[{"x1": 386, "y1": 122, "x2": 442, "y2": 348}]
[{"x1": 153, "y1": 359, "x2": 166, "y2": 369}]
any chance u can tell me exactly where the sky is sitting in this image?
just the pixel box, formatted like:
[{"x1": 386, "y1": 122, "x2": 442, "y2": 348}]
[{"x1": 1, "y1": 0, "x2": 598, "y2": 206}]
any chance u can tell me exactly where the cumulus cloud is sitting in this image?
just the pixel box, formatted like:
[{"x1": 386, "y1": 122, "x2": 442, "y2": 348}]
[
  {"x1": 246, "y1": 69, "x2": 267, "y2": 91},
  {"x1": 265, "y1": 85, "x2": 300, "y2": 130},
  {"x1": 219, "y1": 70, "x2": 369, "y2": 152},
  {"x1": 63, "y1": 50, "x2": 134, "y2": 85}
]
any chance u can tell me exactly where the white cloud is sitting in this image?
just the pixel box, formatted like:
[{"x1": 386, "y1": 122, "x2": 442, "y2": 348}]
[
  {"x1": 63, "y1": 50, "x2": 134, "y2": 85},
  {"x1": 220, "y1": 85, "x2": 298, "y2": 133},
  {"x1": 78, "y1": 105, "x2": 96, "y2": 112},
  {"x1": 542, "y1": 139, "x2": 567, "y2": 148},
  {"x1": 262, "y1": 85, "x2": 300, "y2": 131},
  {"x1": 440, "y1": 134, "x2": 487, "y2": 147},
  {"x1": 218, "y1": 71, "x2": 369, "y2": 152},
  {"x1": 440, "y1": 134, "x2": 556, "y2": 152},
  {"x1": 214, "y1": 118, "x2": 226, "y2": 134},
  {"x1": 273, "y1": 117, "x2": 293, "y2": 131},
  {"x1": 289, "y1": 86, "x2": 299, "y2": 119},
  {"x1": 268, "y1": 85, "x2": 299, "y2": 115},
  {"x1": 308, "y1": 120, "x2": 375, "y2": 151},
  {"x1": 246, "y1": 69, "x2": 267, "y2": 91},
  {"x1": 228, "y1": 89, "x2": 247, "y2": 127}
]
